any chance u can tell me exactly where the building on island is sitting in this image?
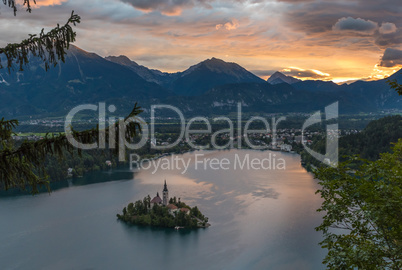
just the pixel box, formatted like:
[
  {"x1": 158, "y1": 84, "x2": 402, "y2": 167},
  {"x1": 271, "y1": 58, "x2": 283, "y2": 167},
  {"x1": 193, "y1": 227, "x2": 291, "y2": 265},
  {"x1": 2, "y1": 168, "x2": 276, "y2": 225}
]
[
  {"x1": 150, "y1": 192, "x2": 162, "y2": 207},
  {"x1": 180, "y1": 208, "x2": 190, "y2": 215},
  {"x1": 167, "y1": 204, "x2": 178, "y2": 214},
  {"x1": 150, "y1": 181, "x2": 190, "y2": 216},
  {"x1": 150, "y1": 180, "x2": 169, "y2": 207},
  {"x1": 163, "y1": 180, "x2": 169, "y2": 206}
]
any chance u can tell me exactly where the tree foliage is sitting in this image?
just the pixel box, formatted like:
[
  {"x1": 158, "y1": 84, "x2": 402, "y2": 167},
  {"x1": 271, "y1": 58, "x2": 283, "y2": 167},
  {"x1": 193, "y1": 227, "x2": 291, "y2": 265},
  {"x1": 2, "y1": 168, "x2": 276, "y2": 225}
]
[
  {"x1": 388, "y1": 79, "x2": 402, "y2": 96},
  {"x1": 314, "y1": 139, "x2": 402, "y2": 269},
  {"x1": 0, "y1": 3, "x2": 142, "y2": 193},
  {"x1": 117, "y1": 196, "x2": 209, "y2": 229},
  {"x1": 3, "y1": 0, "x2": 35, "y2": 15},
  {"x1": 1, "y1": 1, "x2": 80, "y2": 72},
  {"x1": 0, "y1": 105, "x2": 143, "y2": 193},
  {"x1": 301, "y1": 116, "x2": 402, "y2": 170}
]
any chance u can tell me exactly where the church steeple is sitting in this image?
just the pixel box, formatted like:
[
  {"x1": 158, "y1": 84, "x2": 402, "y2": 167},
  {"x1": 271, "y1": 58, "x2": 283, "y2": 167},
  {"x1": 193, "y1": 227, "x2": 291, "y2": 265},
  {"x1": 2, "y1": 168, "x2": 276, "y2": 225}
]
[
  {"x1": 162, "y1": 180, "x2": 169, "y2": 206},
  {"x1": 163, "y1": 180, "x2": 168, "y2": 192}
]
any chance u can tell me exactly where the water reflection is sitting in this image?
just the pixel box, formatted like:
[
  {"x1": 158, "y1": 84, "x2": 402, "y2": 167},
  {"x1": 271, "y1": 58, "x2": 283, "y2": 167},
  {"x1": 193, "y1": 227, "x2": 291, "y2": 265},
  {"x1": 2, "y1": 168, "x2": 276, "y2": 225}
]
[{"x1": 0, "y1": 150, "x2": 326, "y2": 270}]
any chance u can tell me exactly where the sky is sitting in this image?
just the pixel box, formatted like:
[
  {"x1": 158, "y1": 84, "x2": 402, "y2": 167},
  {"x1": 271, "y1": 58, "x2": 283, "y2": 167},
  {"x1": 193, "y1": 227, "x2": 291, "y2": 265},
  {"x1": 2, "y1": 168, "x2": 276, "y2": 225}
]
[{"x1": 1, "y1": 0, "x2": 402, "y2": 83}]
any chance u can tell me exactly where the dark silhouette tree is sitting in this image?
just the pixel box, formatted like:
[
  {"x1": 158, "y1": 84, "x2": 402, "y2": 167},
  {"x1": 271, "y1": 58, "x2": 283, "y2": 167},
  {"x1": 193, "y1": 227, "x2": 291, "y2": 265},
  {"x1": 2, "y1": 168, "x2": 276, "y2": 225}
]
[{"x1": 0, "y1": 0, "x2": 142, "y2": 193}]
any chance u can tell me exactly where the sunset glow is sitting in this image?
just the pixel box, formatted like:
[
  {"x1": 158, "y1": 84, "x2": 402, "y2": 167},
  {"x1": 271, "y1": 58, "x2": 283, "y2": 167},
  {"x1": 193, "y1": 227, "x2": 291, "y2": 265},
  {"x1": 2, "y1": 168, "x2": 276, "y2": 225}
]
[{"x1": 2, "y1": 0, "x2": 402, "y2": 82}]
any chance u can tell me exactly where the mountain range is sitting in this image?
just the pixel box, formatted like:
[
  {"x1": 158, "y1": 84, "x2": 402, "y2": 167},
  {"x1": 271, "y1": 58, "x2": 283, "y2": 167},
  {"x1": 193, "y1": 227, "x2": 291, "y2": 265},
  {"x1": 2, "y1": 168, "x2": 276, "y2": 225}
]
[
  {"x1": 0, "y1": 45, "x2": 401, "y2": 118},
  {"x1": 105, "y1": 56, "x2": 265, "y2": 96}
]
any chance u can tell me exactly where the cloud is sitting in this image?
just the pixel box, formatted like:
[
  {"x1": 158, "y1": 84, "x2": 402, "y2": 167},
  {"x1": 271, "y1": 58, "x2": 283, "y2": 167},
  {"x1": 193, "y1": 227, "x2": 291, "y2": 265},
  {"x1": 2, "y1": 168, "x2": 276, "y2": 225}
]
[
  {"x1": 216, "y1": 19, "x2": 239, "y2": 31},
  {"x1": 281, "y1": 67, "x2": 330, "y2": 79},
  {"x1": 280, "y1": 0, "x2": 402, "y2": 51},
  {"x1": 375, "y1": 32, "x2": 402, "y2": 48},
  {"x1": 119, "y1": 0, "x2": 212, "y2": 16},
  {"x1": 379, "y1": 22, "x2": 397, "y2": 34},
  {"x1": 375, "y1": 23, "x2": 402, "y2": 48},
  {"x1": 283, "y1": 0, "x2": 401, "y2": 34},
  {"x1": 333, "y1": 17, "x2": 378, "y2": 35},
  {"x1": 34, "y1": 0, "x2": 68, "y2": 7},
  {"x1": 379, "y1": 48, "x2": 402, "y2": 67}
]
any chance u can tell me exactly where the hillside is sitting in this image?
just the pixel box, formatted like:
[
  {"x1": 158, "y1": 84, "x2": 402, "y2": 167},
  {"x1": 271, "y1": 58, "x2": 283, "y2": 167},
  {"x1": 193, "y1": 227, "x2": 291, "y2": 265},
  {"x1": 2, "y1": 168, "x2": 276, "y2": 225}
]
[
  {"x1": 0, "y1": 46, "x2": 169, "y2": 118},
  {"x1": 105, "y1": 55, "x2": 178, "y2": 86},
  {"x1": 301, "y1": 115, "x2": 402, "y2": 170},
  {"x1": 338, "y1": 115, "x2": 402, "y2": 160}
]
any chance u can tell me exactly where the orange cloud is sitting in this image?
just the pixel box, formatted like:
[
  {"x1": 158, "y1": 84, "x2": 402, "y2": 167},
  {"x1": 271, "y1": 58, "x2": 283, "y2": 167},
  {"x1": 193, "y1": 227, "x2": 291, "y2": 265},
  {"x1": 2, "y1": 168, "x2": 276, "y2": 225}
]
[
  {"x1": 161, "y1": 9, "x2": 183, "y2": 16},
  {"x1": 134, "y1": 6, "x2": 183, "y2": 16},
  {"x1": 33, "y1": 0, "x2": 68, "y2": 7},
  {"x1": 369, "y1": 64, "x2": 401, "y2": 80},
  {"x1": 216, "y1": 19, "x2": 239, "y2": 31},
  {"x1": 281, "y1": 67, "x2": 331, "y2": 80}
]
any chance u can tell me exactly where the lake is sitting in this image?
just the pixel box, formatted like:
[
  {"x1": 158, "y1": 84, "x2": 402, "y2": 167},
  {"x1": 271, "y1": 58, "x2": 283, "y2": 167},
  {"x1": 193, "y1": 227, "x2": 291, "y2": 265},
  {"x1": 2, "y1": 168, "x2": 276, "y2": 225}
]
[{"x1": 0, "y1": 150, "x2": 326, "y2": 270}]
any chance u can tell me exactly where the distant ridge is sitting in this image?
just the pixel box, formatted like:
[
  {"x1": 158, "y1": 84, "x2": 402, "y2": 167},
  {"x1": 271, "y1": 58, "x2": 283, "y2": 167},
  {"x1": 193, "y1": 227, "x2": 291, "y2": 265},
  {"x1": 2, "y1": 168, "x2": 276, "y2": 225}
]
[
  {"x1": 0, "y1": 45, "x2": 169, "y2": 117},
  {"x1": 267, "y1": 71, "x2": 301, "y2": 85},
  {"x1": 1, "y1": 45, "x2": 401, "y2": 117},
  {"x1": 106, "y1": 56, "x2": 265, "y2": 96}
]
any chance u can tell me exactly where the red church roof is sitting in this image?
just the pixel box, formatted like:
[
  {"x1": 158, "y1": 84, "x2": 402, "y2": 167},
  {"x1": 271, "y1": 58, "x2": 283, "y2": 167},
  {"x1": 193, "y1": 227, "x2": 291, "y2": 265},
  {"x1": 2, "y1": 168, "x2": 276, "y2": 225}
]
[
  {"x1": 167, "y1": 204, "x2": 178, "y2": 210},
  {"x1": 150, "y1": 193, "x2": 162, "y2": 204}
]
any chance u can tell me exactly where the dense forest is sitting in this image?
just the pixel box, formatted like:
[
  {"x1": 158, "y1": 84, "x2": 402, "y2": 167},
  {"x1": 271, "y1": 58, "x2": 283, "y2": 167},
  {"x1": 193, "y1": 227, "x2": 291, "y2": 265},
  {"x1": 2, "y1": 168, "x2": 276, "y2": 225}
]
[{"x1": 301, "y1": 115, "x2": 402, "y2": 170}]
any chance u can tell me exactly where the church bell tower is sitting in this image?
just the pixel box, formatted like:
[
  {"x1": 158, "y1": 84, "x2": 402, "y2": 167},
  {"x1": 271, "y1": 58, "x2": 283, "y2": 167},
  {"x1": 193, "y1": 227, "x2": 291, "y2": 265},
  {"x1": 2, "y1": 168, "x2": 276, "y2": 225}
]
[{"x1": 163, "y1": 180, "x2": 169, "y2": 206}]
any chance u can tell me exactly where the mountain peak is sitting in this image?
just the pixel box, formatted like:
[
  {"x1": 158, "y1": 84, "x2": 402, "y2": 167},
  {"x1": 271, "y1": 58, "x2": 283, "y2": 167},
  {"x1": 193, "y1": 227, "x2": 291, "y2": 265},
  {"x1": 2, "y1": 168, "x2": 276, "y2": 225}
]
[
  {"x1": 206, "y1": 57, "x2": 225, "y2": 63},
  {"x1": 186, "y1": 57, "x2": 244, "y2": 75},
  {"x1": 105, "y1": 55, "x2": 139, "y2": 67},
  {"x1": 173, "y1": 58, "x2": 265, "y2": 95},
  {"x1": 199, "y1": 57, "x2": 231, "y2": 67},
  {"x1": 268, "y1": 71, "x2": 301, "y2": 85},
  {"x1": 67, "y1": 45, "x2": 101, "y2": 59}
]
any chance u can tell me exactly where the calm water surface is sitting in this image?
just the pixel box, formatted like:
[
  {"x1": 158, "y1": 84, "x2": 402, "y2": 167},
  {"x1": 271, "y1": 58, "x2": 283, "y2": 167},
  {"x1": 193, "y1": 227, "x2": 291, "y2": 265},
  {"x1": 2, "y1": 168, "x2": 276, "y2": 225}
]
[{"x1": 0, "y1": 150, "x2": 326, "y2": 270}]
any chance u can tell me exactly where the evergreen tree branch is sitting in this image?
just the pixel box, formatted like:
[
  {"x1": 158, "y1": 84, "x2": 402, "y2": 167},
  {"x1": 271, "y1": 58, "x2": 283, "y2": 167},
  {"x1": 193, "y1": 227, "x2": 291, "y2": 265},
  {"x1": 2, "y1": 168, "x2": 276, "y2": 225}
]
[
  {"x1": 0, "y1": 11, "x2": 81, "y2": 72},
  {"x1": 0, "y1": 104, "x2": 144, "y2": 193},
  {"x1": 388, "y1": 79, "x2": 402, "y2": 96},
  {"x1": 0, "y1": 118, "x2": 18, "y2": 141},
  {"x1": 2, "y1": 0, "x2": 35, "y2": 15}
]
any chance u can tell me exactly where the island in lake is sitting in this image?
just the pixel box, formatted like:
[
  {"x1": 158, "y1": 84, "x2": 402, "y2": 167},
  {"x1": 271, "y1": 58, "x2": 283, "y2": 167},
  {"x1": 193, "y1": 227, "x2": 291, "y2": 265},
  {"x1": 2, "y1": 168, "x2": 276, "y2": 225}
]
[{"x1": 117, "y1": 180, "x2": 210, "y2": 229}]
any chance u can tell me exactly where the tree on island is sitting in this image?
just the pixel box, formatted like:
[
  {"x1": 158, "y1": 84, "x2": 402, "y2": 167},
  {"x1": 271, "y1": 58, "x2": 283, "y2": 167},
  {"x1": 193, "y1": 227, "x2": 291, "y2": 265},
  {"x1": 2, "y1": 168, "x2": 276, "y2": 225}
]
[
  {"x1": 0, "y1": 1, "x2": 142, "y2": 193},
  {"x1": 314, "y1": 139, "x2": 402, "y2": 269},
  {"x1": 117, "y1": 196, "x2": 209, "y2": 229}
]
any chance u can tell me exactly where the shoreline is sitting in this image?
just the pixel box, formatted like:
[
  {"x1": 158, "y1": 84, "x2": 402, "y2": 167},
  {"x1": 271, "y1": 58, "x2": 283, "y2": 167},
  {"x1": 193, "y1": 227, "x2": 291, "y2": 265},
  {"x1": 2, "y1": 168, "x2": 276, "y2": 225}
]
[{"x1": 0, "y1": 147, "x2": 305, "y2": 197}]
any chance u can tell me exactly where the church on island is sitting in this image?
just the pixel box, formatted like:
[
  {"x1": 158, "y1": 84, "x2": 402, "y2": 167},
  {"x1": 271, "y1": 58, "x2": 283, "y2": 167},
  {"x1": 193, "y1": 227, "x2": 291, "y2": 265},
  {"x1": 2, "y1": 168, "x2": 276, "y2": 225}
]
[
  {"x1": 117, "y1": 179, "x2": 210, "y2": 228},
  {"x1": 150, "y1": 180, "x2": 189, "y2": 215}
]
